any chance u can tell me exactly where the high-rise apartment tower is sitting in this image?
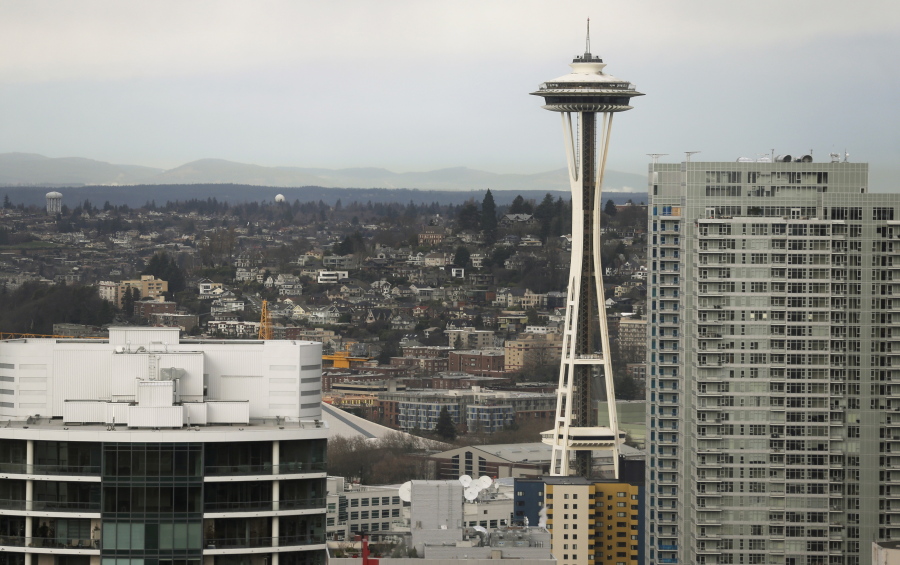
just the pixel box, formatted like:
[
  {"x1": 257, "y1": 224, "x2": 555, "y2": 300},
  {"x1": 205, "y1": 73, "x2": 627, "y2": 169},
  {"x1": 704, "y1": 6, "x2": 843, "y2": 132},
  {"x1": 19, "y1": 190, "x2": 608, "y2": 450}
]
[
  {"x1": 646, "y1": 156, "x2": 896, "y2": 565},
  {"x1": 531, "y1": 22, "x2": 643, "y2": 478}
]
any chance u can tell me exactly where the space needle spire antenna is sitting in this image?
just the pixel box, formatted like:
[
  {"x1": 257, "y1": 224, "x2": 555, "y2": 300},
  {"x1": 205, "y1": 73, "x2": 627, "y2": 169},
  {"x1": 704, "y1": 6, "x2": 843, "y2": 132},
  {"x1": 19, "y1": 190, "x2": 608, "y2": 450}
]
[
  {"x1": 585, "y1": 18, "x2": 591, "y2": 56},
  {"x1": 531, "y1": 24, "x2": 644, "y2": 478}
]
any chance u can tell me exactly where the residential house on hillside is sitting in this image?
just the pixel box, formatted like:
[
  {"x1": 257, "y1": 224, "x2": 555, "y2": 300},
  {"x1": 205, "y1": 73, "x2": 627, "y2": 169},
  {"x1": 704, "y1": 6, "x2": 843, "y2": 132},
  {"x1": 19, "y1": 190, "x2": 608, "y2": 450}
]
[
  {"x1": 338, "y1": 282, "x2": 366, "y2": 299},
  {"x1": 323, "y1": 254, "x2": 358, "y2": 270},
  {"x1": 406, "y1": 251, "x2": 425, "y2": 266},
  {"x1": 390, "y1": 314, "x2": 416, "y2": 331},
  {"x1": 423, "y1": 252, "x2": 451, "y2": 268},
  {"x1": 494, "y1": 288, "x2": 545, "y2": 309},
  {"x1": 370, "y1": 279, "x2": 392, "y2": 296},
  {"x1": 500, "y1": 213, "x2": 536, "y2": 226},
  {"x1": 366, "y1": 308, "x2": 393, "y2": 325},
  {"x1": 234, "y1": 251, "x2": 262, "y2": 268},
  {"x1": 235, "y1": 267, "x2": 259, "y2": 282},
  {"x1": 391, "y1": 285, "x2": 413, "y2": 299},
  {"x1": 317, "y1": 270, "x2": 349, "y2": 284},
  {"x1": 197, "y1": 278, "x2": 223, "y2": 296},
  {"x1": 210, "y1": 296, "x2": 245, "y2": 316},
  {"x1": 274, "y1": 273, "x2": 302, "y2": 296},
  {"x1": 504, "y1": 253, "x2": 534, "y2": 270}
]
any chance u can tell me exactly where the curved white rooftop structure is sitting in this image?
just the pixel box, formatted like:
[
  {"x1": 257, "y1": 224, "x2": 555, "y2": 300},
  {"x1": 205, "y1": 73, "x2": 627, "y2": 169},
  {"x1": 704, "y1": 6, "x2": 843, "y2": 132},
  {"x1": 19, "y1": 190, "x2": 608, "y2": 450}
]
[{"x1": 0, "y1": 327, "x2": 329, "y2": 564}]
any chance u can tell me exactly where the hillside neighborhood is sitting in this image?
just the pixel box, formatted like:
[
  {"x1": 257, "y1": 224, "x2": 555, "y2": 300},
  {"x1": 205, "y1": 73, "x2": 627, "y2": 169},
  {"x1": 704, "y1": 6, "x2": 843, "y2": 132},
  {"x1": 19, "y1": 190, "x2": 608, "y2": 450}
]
[{"x1": 0, "y1": 190, "x2": 648, "y2": 439}]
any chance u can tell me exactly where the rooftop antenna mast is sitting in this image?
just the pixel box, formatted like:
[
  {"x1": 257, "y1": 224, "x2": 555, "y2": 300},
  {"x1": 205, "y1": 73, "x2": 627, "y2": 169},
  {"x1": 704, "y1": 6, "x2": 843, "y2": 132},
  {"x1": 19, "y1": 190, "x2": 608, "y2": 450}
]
[
  {"x1": 585, "y1": 18, "x2": 591, "y2": 55},
  {"x1": 685, "y1": 151, "x2": 701, "y2": 163},
  {"x1": 648, "y1": 153, "x2": 668, "y2": 164}
]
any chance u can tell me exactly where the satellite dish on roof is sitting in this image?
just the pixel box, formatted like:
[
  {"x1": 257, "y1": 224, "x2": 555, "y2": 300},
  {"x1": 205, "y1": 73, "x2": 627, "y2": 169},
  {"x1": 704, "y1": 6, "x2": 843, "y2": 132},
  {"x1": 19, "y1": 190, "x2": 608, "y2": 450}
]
[
  {"x1": 459, "y1": 475, "x2": 473, "y2": 488},
  {"x1": 399, "y1": 481, "x2": 412, "y2": 502},
  {"x1": 478, "y1": 475, "x2": 493, "y2": 489},
  {"x1": 464, "y1": 487, "x2": 480, "y2": 501}
]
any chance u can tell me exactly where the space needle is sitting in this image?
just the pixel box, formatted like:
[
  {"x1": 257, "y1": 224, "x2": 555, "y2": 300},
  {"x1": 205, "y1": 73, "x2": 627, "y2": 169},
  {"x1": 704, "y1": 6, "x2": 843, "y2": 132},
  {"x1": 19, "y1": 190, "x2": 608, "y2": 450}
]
[{"x1": 532, "y1": 20, "x2": 643, "y2": 477}]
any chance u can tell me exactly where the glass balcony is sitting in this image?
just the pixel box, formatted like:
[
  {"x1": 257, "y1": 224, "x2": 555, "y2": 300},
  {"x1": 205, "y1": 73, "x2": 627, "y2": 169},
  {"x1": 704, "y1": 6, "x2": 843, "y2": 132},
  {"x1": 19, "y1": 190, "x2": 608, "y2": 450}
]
[
  {"x1": 0, "y1": 463, "x2": 100, "y2": 477},
  {"x1": 0, "y1": 537, "x2": 99, "y2": 549},
  {"x1": 203, "y1": 498, "x2": 325, "y2": 513},
  {"x1": 204, "y1": 462, "x2": 326, "y2": 476},
  {"x1": 205, "y1": 535, "x2": 325, "y2": 549},
  {"x1": 0, "y1": 499, "x2": 100, "y2": 512}
]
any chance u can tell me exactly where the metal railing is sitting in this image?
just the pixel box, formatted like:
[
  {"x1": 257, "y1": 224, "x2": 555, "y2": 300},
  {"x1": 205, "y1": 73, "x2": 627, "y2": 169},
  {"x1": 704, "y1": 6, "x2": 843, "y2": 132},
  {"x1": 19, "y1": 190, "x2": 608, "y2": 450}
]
[
  {"x1": 0, "y1": 499, "x2": 100, "y2": 512},
  {"x1": 0, "y1": 463, "x2": 101, "y2": 476},
  {"x1": 204, "y1": 462, "x2": 326, "y2": 476},
  {"x1": 0, "y1": 537, "x2": 99, "y2": 549},
  {"x1": 205, "y1": 534, "x2": 325, "y2": 549},
  {"x1": 203, "y1": 497, "x2": 325, "y2": 512}
]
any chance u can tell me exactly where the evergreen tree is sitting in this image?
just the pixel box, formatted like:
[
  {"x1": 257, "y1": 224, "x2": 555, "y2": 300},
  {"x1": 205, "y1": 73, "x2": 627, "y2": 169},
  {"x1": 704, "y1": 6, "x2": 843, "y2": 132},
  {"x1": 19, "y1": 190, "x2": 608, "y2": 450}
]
[
  {"x1": 434, "y1": 407, "x2": 457, "y2": 441},
  {"x1": 143, "y1": 252, "x2": 186, "y2": 294},
  {"x1": 509, "y1": 195, "x2": 533, "y2": 215},
  {"x1": 481, "y1": 190, "x2": 497, "y2": 243},
  {"x1": 604, "y1": 199, "x2": 618, "y2": 217},
  {"x1": 456, "y1": 202, "x2": 481, "y2": 231},
  {"x1": 335, "y1": 232, "x2": 367, "y2": 256},
  {"x1": 533, "y1": 193, "x2": 556, "y2": 242},
  {"x1": 0, "y1": 282, "x2": 116, "y2": 334},
  {"x1": 453, "y1": 246, "x2": 470, "y2": 268},
  {"x1": 122, "y1": 287, "x2": 139, "y2": 318}
]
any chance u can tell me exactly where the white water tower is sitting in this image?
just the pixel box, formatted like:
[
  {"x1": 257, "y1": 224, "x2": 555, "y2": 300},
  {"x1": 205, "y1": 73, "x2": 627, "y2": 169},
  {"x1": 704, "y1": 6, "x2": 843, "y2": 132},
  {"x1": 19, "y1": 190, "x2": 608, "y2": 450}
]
[{"x1": 45, "y1": 191, "x2": 62, "y2": 214}]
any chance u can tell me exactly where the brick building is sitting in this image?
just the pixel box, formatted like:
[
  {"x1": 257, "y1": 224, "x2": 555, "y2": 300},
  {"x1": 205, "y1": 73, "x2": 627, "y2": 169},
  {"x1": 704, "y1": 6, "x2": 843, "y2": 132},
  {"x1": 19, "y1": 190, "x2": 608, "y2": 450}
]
[
  {"x1": 417, "y1": 226, "x2": 445, "y2": 246},
  {"x1": 448, "y1": 349, "x2": 505, "y2": 376},
  {"x1": 389, "y1": 356, "x2": 448, "y2": 375},
  {"x1": 134, "y1": 297, "x2": 176, "y2": 320}
]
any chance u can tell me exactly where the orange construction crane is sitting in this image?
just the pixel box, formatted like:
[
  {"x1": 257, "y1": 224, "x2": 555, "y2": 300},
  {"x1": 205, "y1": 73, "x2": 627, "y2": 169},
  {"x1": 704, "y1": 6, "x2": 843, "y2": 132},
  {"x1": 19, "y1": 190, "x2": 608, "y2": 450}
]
[{"x1": 258, "y1": 300, "x2": 273, "y2": 340}]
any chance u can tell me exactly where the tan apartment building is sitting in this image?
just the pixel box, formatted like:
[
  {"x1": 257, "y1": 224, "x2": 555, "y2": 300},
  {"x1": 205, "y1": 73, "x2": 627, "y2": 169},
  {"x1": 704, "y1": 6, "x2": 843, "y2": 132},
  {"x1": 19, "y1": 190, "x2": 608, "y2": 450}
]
[
  {"x1": 114, "y1": 275, "x2": 168, "y2": 308},
  {"x1": 504, "y1": 333, "x2": 562, "y2": 373}
]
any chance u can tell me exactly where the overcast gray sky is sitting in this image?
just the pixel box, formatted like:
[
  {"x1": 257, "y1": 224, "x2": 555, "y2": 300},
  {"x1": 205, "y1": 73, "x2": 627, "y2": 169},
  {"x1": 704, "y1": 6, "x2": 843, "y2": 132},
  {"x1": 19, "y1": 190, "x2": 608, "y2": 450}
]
[{"x1": 0, "y1": 0, "x2": 897, "y2": 186}]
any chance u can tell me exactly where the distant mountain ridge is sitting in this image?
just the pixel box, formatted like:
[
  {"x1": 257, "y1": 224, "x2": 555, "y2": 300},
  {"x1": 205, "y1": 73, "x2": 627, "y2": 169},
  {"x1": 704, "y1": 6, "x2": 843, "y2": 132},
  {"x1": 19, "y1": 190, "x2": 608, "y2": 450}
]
[
  {"x1": 0, "y1": 153, "x2": 647, "y2": 192},
  {"x1": 0, "y1": 152, "x2": 163, "y2": 185}
]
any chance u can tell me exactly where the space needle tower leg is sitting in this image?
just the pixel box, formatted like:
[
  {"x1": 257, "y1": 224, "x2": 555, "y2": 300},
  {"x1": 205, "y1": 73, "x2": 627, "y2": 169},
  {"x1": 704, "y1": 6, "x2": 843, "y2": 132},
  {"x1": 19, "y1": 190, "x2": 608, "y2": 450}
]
[{"x1": 533, "y1": 21, "x2": 643, "y2": 479}]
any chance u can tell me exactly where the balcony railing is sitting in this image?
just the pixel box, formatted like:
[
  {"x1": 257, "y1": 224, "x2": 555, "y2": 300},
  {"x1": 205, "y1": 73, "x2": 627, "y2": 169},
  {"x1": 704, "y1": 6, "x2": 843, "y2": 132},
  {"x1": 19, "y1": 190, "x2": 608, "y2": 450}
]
[
  {"x1": 204, "y1": 462, "x2": 326, "y2": 476},
  {"x1": 0, "y1": 463, "x2": 101, "y2": 476},
  {"x1": 203, "y1": 497, "x2": 325, "y2": 513},
  {"x1": 205, "y1": 534, "x2": 325, "y2": 549},
  {"x1": 0, "y1": 499, "x2": 100, "y2": 512},
  {"x1": 0, "y1": 537, "x2": 99, "y2": 549}
]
